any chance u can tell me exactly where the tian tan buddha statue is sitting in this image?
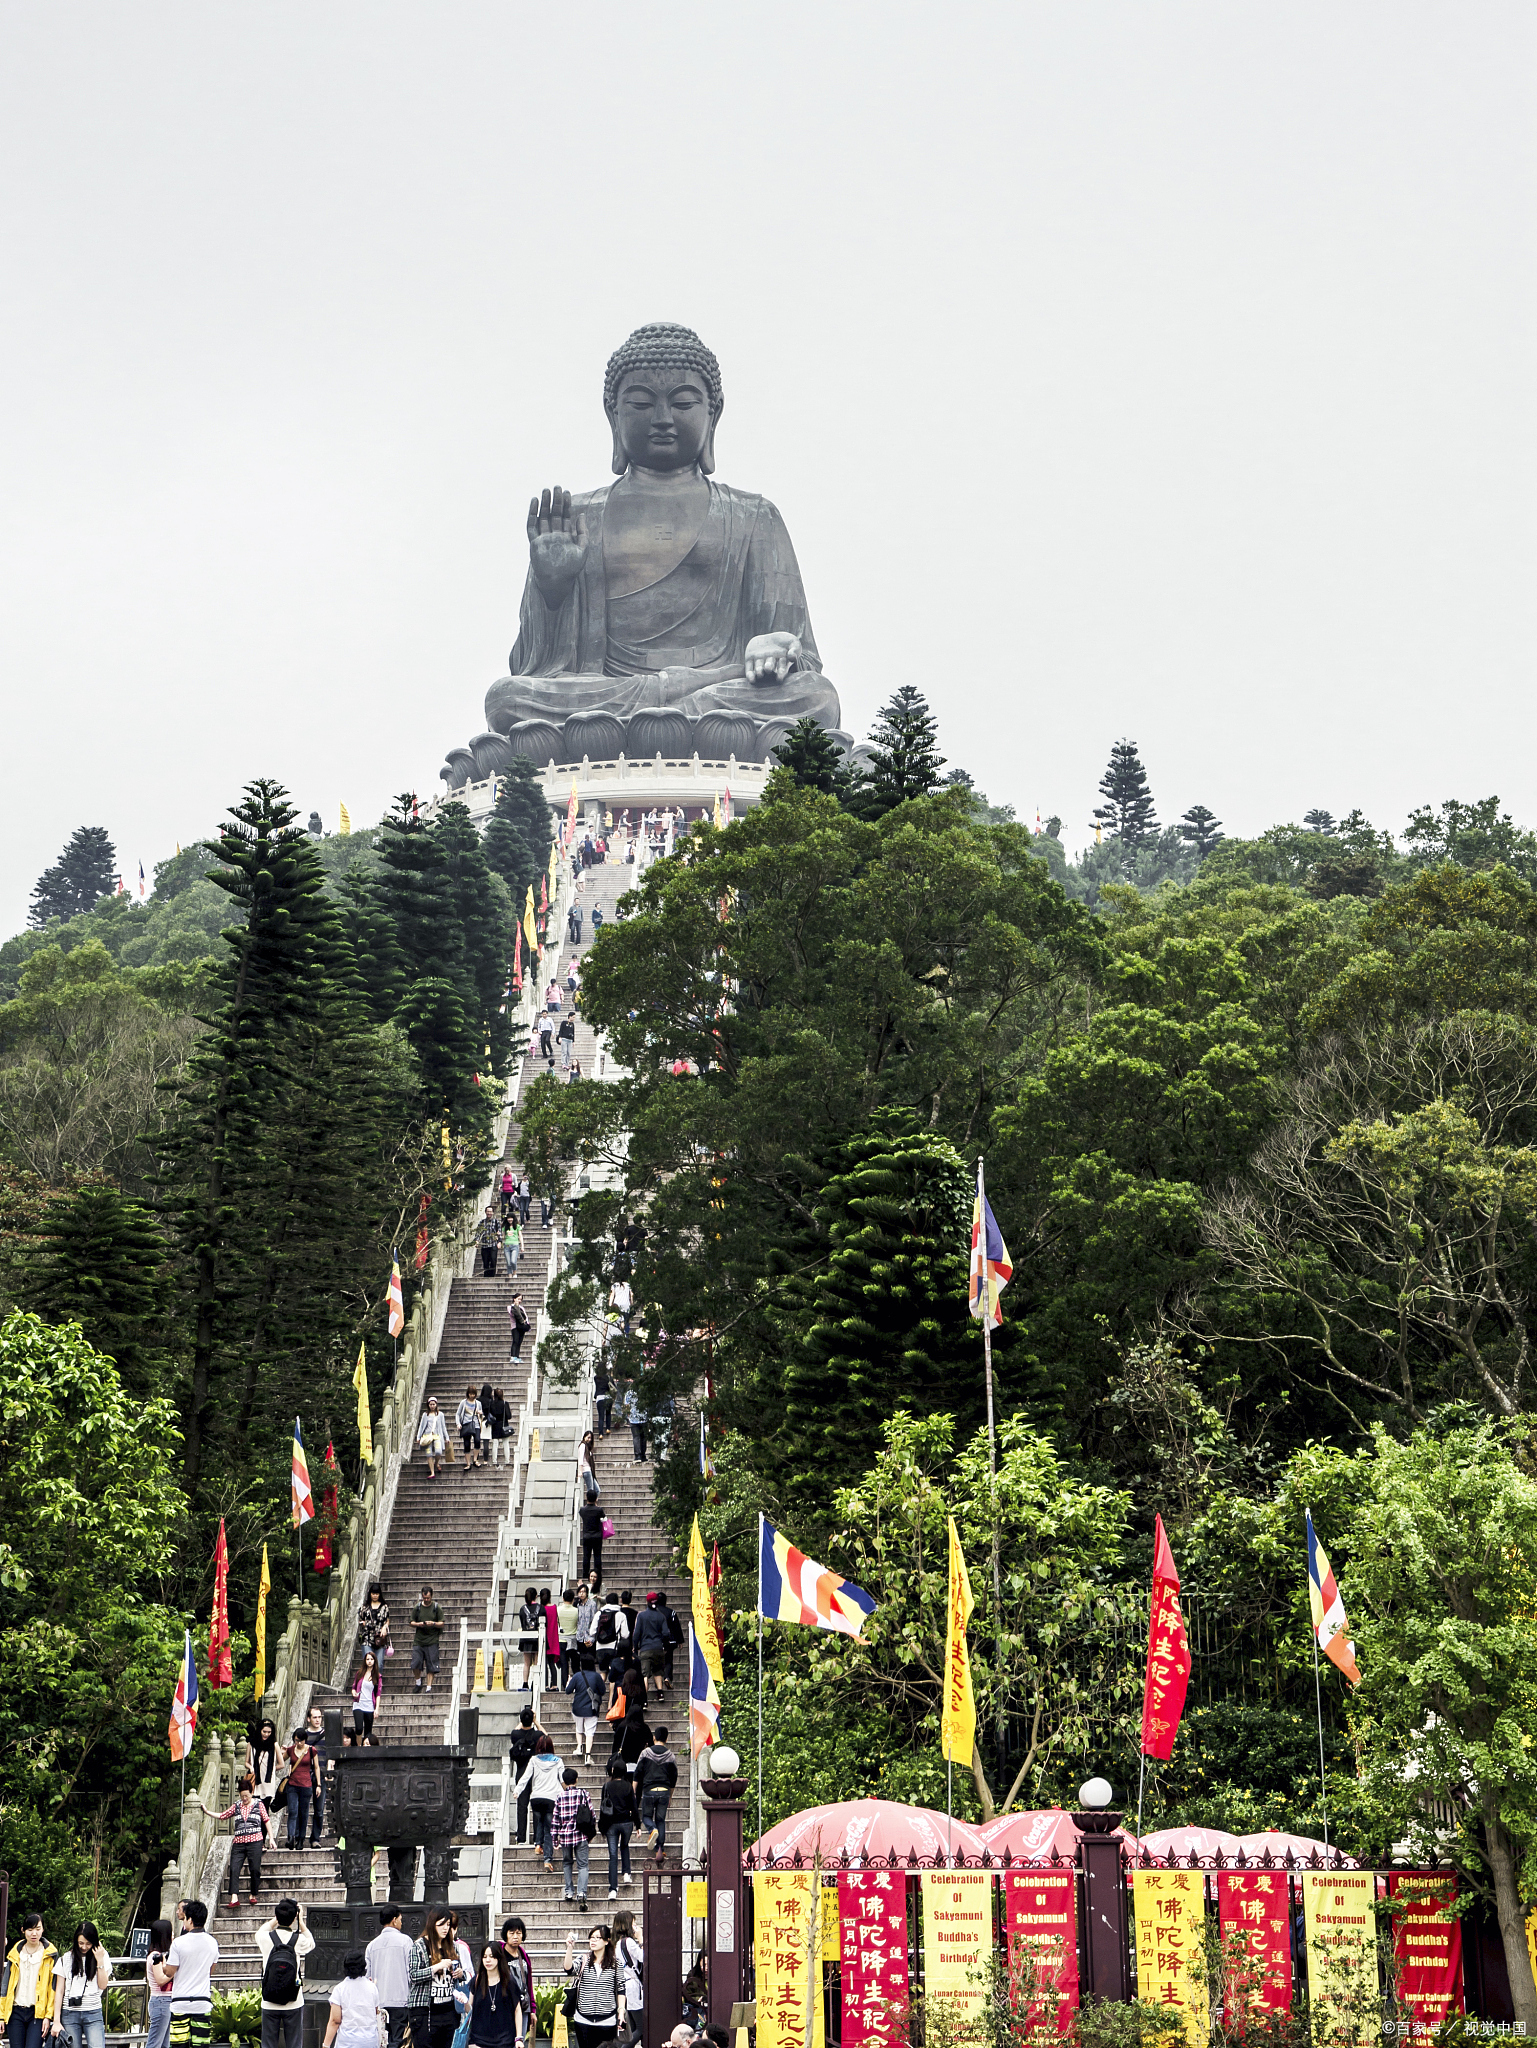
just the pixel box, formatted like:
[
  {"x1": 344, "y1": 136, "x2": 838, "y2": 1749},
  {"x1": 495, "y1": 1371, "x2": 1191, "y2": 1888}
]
[{"x1": 439, "y1": 322, "x2": 848, "y2": 786}]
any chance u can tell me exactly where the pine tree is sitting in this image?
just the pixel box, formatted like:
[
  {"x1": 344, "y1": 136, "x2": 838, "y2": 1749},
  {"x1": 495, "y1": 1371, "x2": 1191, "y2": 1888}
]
[
  {"x1": 1303, "y1": 809, "x2": 1337, "y2": 834},
  {"x1": 776, "y1": 1112, "x2": 977, "y2": 1499},
  {"x1": 431, "y1": 800, "x2": 517, "y2": 1081},
  {"x1": 1092, "y1": 740, "x2": 1158, "y2": 845},
  {"x1": 482, "y1": 758, "x2": 552, "y2": 903},
  {"x1": 16, "y1": 1183, "x2": 176, "y2": 1399},
  {"x1": 157, "y1": 780, "x2": 405, "y2": 1497},
  {"x1": 850, "y1": 686, "x2": 946, "y2": 819},
  {"x1": 771, "y1": 716, "x2": 853, "y2": 799},
  {"x1": 29, "y1": 826, "x2": 117, "y2": 926},
  {"x1": 1178, "y1": 804, "x2": 1224, "y2": 857}
]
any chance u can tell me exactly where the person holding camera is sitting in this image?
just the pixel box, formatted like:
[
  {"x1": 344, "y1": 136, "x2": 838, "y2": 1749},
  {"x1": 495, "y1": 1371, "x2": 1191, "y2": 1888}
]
[{"x1": 51, "y1": 1924, "x2": 110, "y2": 2048}]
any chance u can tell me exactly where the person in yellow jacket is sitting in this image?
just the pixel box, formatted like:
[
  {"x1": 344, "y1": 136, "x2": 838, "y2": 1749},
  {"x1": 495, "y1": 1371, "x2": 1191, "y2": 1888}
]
[{"x1": 2, "y1": 1914, "x2": 59, "y2": 2048}]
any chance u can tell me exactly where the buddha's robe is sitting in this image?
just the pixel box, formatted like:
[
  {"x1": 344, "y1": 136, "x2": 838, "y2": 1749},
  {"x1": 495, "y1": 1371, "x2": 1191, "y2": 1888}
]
[{"x1": 483, "y1": 479, "x2": 839, "y2": 740}]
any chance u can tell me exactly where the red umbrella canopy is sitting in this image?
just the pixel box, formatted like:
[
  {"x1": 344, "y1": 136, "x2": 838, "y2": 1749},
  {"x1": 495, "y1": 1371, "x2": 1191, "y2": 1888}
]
[
  {"x1": 751, "y1": 1798, "x2": 989, "y2": 1865},
  {"x1": 1139, "y1": 1824, "x2": 1243, "y2": 1863},
  {"x1": 1237, "y1": 1830, "x2": 1358, "y2": 1868},
  {"x1": 976, "y1": 1810, "x2": 1084, "y2": 1862}
]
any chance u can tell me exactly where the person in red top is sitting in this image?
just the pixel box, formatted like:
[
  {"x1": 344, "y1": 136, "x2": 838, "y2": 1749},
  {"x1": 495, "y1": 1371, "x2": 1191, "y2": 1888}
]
[{"x1": 281, "y1": 1733, "x2": 317, "y2": 1850}]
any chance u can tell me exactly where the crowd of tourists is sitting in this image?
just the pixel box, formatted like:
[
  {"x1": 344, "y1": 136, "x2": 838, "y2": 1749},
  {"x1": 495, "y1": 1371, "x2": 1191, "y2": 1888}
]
[{"x1": 0, "y1": 1896, "x2": 725, "y2": 2048}]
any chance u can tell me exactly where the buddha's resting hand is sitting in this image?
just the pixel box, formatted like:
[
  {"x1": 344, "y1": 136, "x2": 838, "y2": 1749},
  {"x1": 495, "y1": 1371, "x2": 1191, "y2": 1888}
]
[
  {"x1": 526, "y1": 486, "x2": 589, "y2": 606},
  {"x1": 745, "y1": 632, "x2": 803, "y2": 682}
]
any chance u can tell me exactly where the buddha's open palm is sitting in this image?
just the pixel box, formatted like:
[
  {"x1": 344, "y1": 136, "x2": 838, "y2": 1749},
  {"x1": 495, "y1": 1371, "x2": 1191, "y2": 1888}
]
[
  {"x1": 527, "y1": 486, "x2": 588, "y2": 601},
  {"x1": 745, "y1": 631, "x2": 803, "y2": 682}
]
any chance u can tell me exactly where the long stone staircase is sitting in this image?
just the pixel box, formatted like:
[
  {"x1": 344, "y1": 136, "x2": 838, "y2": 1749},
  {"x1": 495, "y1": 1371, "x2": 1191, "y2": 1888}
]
[{"x1": 205, "y1": 846, "x2": 689, "y2": 1998}]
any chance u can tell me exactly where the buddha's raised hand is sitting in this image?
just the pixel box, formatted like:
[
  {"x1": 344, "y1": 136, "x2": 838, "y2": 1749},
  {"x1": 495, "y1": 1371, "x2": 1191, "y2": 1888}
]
[
  {"x1": 745, "y1": 631, "x2": 803, "y2": 682},
  {"x1": 527, "y1": 486, "x2": 588, "y2": 603}
]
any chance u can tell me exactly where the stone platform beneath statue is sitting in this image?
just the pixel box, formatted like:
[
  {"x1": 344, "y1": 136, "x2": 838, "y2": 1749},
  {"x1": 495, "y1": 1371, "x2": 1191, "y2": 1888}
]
[{"x1": 423, "y1": 751, "x2": 769, "y2": 833}]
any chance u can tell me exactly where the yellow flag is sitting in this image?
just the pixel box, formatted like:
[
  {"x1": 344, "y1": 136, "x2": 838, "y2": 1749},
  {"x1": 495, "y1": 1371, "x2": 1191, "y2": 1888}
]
[
  {"x1": 255, "y1": 1542, "x2": 271, "y2": 1700},
  {"x1": 353, "y1": 1342, "x2": 373, "y2": 1465},
  {"x1": 713, "y1": 790, "x2": 723, "y2": 828},
  {"x1": 941, "y1": 1514, "x2": 976, "y2": 1767},
  {"x1": 523, "y1": 885, "x2": 537, "y2": 951},
  {"x1": 688, "y1": 1514, "x2": 723, "y2": 1683},
  {"x1": 339, "y1": 801, "x2": 351, "y2": 836}
]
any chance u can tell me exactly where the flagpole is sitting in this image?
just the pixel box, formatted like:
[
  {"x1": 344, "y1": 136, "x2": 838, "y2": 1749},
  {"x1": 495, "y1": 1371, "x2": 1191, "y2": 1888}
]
[
  {"x1": 1308, "y1": 1514, "x2": 1330, "y2": 1846},
  {"x1": 977, "y1": 1158, "x2": 1005, "y2": 1773},
  {"x1": 757, "y1": 1513, "x2": 765, "y2": 1843},
  {"x1": 1136, "y1": 1750, "x2": 1146, "y2": 1843}
]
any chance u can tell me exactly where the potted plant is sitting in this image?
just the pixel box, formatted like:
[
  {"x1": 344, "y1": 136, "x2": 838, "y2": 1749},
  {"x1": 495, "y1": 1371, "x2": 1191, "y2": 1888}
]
[
  {"x1": 533, "y1": 1984, "x2": 562, "y2": 2043},
  {"x1": 210, "y1": 1989, "x2": 263, "y2": 2044}
]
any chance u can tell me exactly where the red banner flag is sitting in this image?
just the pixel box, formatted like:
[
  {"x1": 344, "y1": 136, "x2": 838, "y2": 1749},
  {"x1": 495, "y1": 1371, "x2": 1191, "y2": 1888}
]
[
  {"x1": 512, "y1": 918, "x2": 523, "y2": 992},
  {"x1": 1003, "y1": 1868, "x2": 1079, "y2": 2036},
  {"x1": 313, "y1": 1441, "x2": 340, "y2": 1572},
  {"x1": 838, "y1": 1870, "x2": 910, "y2": 2048},
  {"x1": 208, "y1": 1517, "x2": 232, "y2": 1688},
  {"x1": 1389, "y1": 1875, "x2": 1463, "y2": 2029},
  {"x1": 1217, "y1": 1871, "x2": 1292, "y2": 2017},
  {"x1": 1140, "y1": 1514, "x2": 1190, "y2": 1760},
  {"x1": 414, "y1": 1192, "x2": 431, "y2": 1273}
]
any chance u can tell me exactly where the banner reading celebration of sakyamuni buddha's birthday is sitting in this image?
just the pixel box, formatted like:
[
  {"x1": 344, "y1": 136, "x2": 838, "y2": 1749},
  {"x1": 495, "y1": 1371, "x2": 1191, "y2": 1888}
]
[{"x1": 921, "y1": 1872, "x2": 993, "y2": 2038}]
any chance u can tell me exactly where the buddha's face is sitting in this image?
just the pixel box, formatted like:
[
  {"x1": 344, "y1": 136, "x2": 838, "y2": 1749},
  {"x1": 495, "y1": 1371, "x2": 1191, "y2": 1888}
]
[{"x1": 615, "y1": 367, "x2": 711, "y2": 472}]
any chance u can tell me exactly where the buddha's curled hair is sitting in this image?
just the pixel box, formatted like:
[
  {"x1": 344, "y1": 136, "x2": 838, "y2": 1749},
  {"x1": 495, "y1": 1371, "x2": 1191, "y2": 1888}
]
[{"x1": 604, "y1": 323, "x2": 723, "y2": 422}]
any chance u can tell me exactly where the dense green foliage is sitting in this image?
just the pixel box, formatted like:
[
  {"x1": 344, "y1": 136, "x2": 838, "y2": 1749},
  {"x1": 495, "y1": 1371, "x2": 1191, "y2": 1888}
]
[
  {"x1": 0, "y1": 1312, "x2": 196, "y2": 1933},
  {"x1": 522, "y1": 739, "x2": 1537, "y2": 2005},
  {"x1": 0, "y1": 779, "x2": 539, "y2": 1929}
]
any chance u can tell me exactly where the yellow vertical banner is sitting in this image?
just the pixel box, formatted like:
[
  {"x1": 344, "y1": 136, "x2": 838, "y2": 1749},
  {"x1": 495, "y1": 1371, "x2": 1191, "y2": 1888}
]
[
  {"x1": 1302, "y1": 1872, "x2": 1378, "y2": 2048},
  {"x1": 941, "y1": 1515, "x2": 976, "y2": 1767},
  {"x1": 1132, "y1": 1869, "x2": 1208, "y2": 2047},
  {"x1": 920, "y1": 1871, "x2": 993, "y2": 2039},
  {"x1": 254, "y1": 1543, "x2": 271, "y2": 1701},
  {"x1": 755, "y1": 1871, "x2": 825, "y2": 2048},
  {"x1": 821, "y1": 1883, "x2": 840, "y2": 1962}
]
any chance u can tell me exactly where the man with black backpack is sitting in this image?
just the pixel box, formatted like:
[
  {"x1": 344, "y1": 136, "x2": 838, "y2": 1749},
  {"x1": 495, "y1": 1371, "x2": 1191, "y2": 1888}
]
[
  {"x1": 593, "y1": 1591, "x2": 627, "y2": 1682},
  {"x1": 507, "y1": 1704, "x2": 543, "y2": 1844},
  {"x1": 256, "y1": 1899, "x2": 312, "y2": 2048}
]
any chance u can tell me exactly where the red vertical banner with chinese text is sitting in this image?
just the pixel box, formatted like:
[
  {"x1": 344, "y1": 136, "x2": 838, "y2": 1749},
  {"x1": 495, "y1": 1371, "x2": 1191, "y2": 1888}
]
[
  {"x1": 1132, "y1": 1869, "x2": 1208, "y2": 2048},
  {"x1": 1003, "y1": 1869, "x2": 1079, "y2": 2037},
  {"x1": 1389, "y1": 1875, "x2": 1462, "y2": 2029},
  {"x1": 755, "y1": 1872, "x2": 825, "y2": 2048},
  {"x1": 1141, "y1": 1515, "x2": 1190, "y2": 1760},
  {"x1": 1216, "y1": 1871, "x2": 1292, "y2": 2015},
  {"x1": 838, "y1": 1871, "x2": 910, "y2": 2048}
]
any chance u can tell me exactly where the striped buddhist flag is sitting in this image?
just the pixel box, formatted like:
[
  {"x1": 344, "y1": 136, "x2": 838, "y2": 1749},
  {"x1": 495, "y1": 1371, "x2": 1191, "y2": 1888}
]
[
  {"x1": 1307, "y1": 1508, "x2": 1361, "y2": 1684},
  {"x1": 968, "y1": 1169, "x2": 1013, "y2": 1329},
  {"x1": 386, "y1": 1255, "x2": 405, "y2": 1338},
  {"x1": 291, "y1": 1417, "x2": 314, "y2": 1529},
  {"x1": 758, "y1": 1514, "x2": 875, "y2": 1639},
  {"x1": 169, "y1": 1629, "x2": 199, "y2": 1760},
  {"x1": 689, "y1": 1626, "x2": 722, "y2": 1762}
]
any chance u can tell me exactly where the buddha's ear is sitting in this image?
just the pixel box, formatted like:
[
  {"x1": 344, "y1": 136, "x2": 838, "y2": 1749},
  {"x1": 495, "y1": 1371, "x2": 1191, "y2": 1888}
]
[
  {"x1": 610, "y1": 420, "x2": 628, "y2": 477},
  {"x1": 699, "y1": 418, "x2": 717, "y2": 477}
]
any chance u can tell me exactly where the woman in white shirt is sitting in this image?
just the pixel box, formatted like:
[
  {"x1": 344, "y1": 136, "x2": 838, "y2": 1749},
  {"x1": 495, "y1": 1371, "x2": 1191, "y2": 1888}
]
[
  {"x1": 352, "y1": 1650, "x2": 384, "y2": 1738},
  {"x1": 52, "y1": 1923, "x2": 110, "y2": 2048},
  {"x1": 322, "y1": 1953, "x2": 379, "y2": 2048}
]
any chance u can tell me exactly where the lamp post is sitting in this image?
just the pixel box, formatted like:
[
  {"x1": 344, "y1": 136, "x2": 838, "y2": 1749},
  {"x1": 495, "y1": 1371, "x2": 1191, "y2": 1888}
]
[
  {"x1": 1075, "y1": 1776, "x2": 1130, "y2": 2002},
  {"x1": 702, "y1": 1745, "x2": 747, "y2": 2031}
]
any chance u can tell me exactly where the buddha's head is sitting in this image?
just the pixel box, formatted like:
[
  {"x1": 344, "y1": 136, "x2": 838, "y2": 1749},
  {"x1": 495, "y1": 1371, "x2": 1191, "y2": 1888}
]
[{"x1": 604, "y1": 322, "x2": 723, "y2": 477}]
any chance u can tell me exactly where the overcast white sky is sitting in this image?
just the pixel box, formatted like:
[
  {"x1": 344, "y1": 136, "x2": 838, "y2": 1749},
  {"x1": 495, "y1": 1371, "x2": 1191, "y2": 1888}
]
[{"x1": 2, "y1": 4, "x2": 1532, "y2": 931}]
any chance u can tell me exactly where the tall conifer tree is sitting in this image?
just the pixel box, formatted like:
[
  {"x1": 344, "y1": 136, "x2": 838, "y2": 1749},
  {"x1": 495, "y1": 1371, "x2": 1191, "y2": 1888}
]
[
  {"x1": 29, "y1": 826, "x2": 118, "y2": 926},
  {"x1": 1092, "y1": 739, "x2": 1159, "y2": 845}
]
